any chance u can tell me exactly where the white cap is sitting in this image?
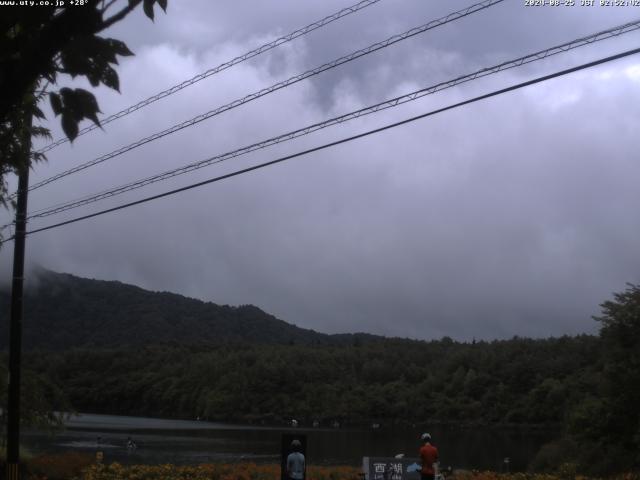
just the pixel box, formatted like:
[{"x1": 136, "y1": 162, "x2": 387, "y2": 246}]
[{"x1": 421, "y1": 433, "x2": 431, "y2": 441}]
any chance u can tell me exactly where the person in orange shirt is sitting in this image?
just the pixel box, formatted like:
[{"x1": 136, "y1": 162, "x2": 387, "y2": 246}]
[{"x1": 419, "y1": 433, "x2": 439, "y2": 480}]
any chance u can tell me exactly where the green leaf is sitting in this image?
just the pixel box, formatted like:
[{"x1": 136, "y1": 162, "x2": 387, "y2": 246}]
[
  {"x1": 57, "y1": 88, "x2": 103, "y2": 126},
  {"x1": 143, "y1": 0, "x2": 155, "y2": 20},
  {"x1": 30, "y1": 126, "x2": 52, "y2": 141},
  {"x1": 59, "y1": 88, "x2": 83, "y2": 121},
  {"x1": 32, "y1": 105, "x2": 46, "y2": 120},
  {"x1": 59, "y1": 88, "x2": 79, "y2": 118},
  {"x1": 73, "y1": 89, "x2": 102, "y2": 127},
  {"x1": 60, "y1": 39, "x2": 92, "y2": 77},
  {"x1": 94, "y1": 37, "x2": 119, "y2": 64},
  {"x1": 49, "y1": 93, "x2": 62, "y2": 116},
  {"x1": 86, "y1": 69, "x2": 101, "y2": 87},
  {"x1": 100, "y1": 66, "x2": 120, "y2": 91},
  {"x1": 61, "y1": 112, "x2": 79, "y2": 142},
  {"x1": 59, "y1": 88, "x2": 77, "y2": 111},
  {"x1": 74, "y1": 89, "x2": 100, "y2": 112},
  {"x1": 31, "y1": 151, "x2": 47, "y2": 163},
  {"x1": 107, "y1": 38, "x2": 134, "y2": 57}
]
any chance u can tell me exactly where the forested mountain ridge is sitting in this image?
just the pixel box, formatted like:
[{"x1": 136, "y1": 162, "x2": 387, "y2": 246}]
[
  {"x1": 24, "y1": 335, "x2": 601, "y2": 427},
  {"x1": 0, "y1": 269, "x2": 376, "y2": 350},
  {"x1": 1, "y1": 269, "x2": 638, "y2": 474}
]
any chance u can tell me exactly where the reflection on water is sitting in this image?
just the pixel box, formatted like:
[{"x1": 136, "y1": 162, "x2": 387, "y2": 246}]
[
  {"x1": 22, "y1": 414, "x2": 555, "y2": 471},
  {"x1": 64, "y1": 414, "x2": 248, "y2": 431}
]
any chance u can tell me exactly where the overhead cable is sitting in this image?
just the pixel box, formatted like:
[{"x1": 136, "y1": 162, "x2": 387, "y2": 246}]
[
  {"x1": 36, "y1": 0, "x2": 385, "y2": 154},
  {"x1": 2, "y1": 46, "x2": 636, "y2": 245},
  {"x1": 26, "y1": 0, "x2": 504, "y2": 193},
  {"x1": 26, "y1": 19, "x2": 640, "y2": 220}
]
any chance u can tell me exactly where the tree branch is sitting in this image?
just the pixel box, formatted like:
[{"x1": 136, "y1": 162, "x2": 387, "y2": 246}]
[
  {"x1": 100, "y1": 0, "x2": 143, "y2": 31},
  {"x1": 100, "y1": 0, "x2": 120, "y2": 16}
]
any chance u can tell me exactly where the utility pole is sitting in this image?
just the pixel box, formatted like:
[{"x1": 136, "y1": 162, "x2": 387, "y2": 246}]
[{"x1": 6, "y1": 110, "x2": 32, "y2": 480}]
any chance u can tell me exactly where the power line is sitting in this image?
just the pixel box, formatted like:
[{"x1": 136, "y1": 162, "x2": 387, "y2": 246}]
[
  {"x1": 25, "y1": 19, "x2": 640, "y2": 220},
  {"x1": 3, "y1": 46, "x2": 637, "y2": 245},
  {"x1": 25, "y1": 0, "x2": 504, "y2": 194},
  {"x1": 36, "y1": 0, "x2": 385, "y2": 154}
]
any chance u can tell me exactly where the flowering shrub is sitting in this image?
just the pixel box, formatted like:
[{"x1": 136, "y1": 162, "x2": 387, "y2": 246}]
[
  {"x1": 76, "y1": 463, "x2": 362, "y2": 480},
  {"x1": 22, "y1": 461, "x2": 640, "y2": 480},
  {"x1": 450, "y1": 472, "x2": 640, "y2": 480},
  {"x1": 26, "y1": 452, "x2": 95, "y2": 480}
]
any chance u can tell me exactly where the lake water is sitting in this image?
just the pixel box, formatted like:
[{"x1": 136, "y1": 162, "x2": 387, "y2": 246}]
[{"x1": 22, "y1": 414, "x2": 553, "y2": 471}]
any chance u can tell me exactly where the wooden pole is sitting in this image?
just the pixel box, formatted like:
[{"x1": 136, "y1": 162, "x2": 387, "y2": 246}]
[{"x1": 6, "y1": 110, "x2": 32, "y2": 480}]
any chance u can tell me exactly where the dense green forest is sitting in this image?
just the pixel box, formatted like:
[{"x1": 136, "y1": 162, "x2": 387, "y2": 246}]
[
  {"x1": 0, "y1": 269, "x2": 376, "y2": 349},
  {"x1": 1, "y1": 271, "x2": 638, "y2": 474},
  {"x1": 19, "y1": 336, "x2": 600, "y2": 426}
]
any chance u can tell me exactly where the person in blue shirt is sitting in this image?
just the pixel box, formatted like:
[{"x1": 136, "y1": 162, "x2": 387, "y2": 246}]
[{"x1": 286, "y1": 439, "x2": 305, "y2": 480}]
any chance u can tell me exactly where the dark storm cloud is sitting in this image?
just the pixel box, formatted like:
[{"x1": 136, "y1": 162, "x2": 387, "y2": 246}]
[
  {"x1": 105, "y1": 0, "x2": 636, "y2": 108},
  {"x1": 2, "y1": 0, "x2": 640, "y2": 340}
]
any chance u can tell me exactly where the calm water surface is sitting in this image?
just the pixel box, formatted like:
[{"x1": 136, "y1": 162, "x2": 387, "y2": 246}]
[{"x1": 23, "y1": 414, "x2": 554, "y2": 471}]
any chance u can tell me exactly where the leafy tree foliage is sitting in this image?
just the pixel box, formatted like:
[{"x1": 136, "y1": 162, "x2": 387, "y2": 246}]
[
  {"x1": 22, "y1": 336, "x2": 601, "y2": 429},
  {"x1": 0, "y1": 0, "x2": 168, "y2": 208},
  {"x1": 3, "y1": 271, "x2": 638, "y2": 474},
  {"x1": 596, "y1": 284, "x2": 640, "y2": 429},
  {"x1": 0, "y1": 358, "x2": 71, "y2": 450},
  {"x1": 565, "y1": 284, "x2": 640, "y2": 474},
  {"x1": 530, "y1": 284, "x2": 640, "y2": 475}
]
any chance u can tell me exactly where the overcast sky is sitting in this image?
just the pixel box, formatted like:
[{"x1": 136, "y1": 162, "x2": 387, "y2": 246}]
[{"x1": 2, "y1": 0, "x2": 640, "y2": 340}]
